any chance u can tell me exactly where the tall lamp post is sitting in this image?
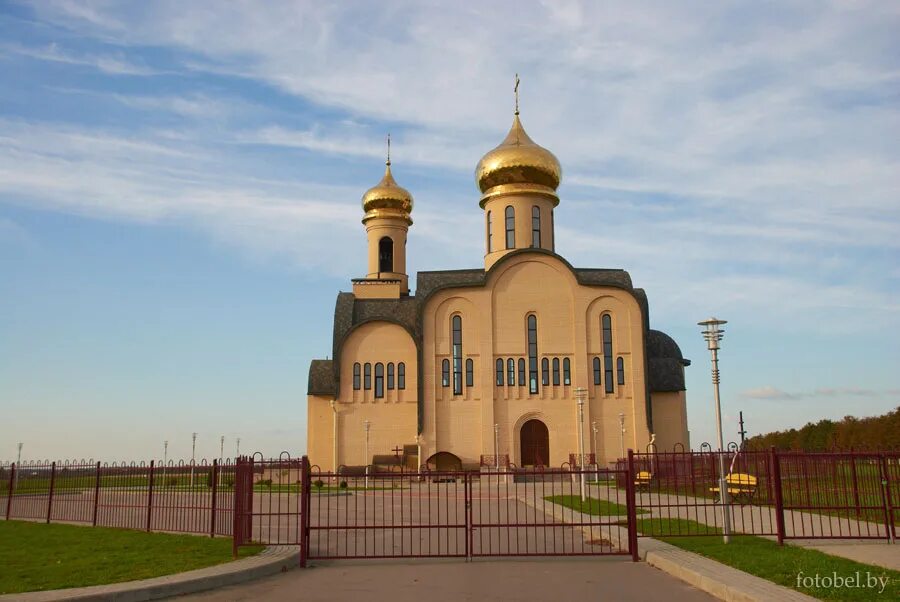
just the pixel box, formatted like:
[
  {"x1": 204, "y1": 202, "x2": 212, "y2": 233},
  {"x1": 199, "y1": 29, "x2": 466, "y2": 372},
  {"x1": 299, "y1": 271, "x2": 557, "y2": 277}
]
[
  {"x1": 574, "y1": 387, "x2": 587, "y2": 502},
  {"x1": 493, "y1": 424, "x2": 500, "y2": 470},
  {"x1": 591, "y1": 421, "x2": 599, "y2": 482},
  {"x1": 163, "y1": 440, "x2": 169, "y2": 483},
  {"x1": 363, "y1": 420, "x2": 371, "y2": 490},
  {"x1": 699, "y1": 317, "x2": 732, "y2": 544},
  {"x1": 618, "y1": 413, "x2": 626, "y2": 459},
  {"x1": 236, "y1": 437, "x2": 241, "y2": 458},
  {"x1": 219, "y1": 435, "x2": 225, "y2": 463},
  {"x1": 15, "y1": 442, "x2": 23, "y2": 488},
  {"x1": 190, "y1": 432, "x2": 198, "y2": 488}
]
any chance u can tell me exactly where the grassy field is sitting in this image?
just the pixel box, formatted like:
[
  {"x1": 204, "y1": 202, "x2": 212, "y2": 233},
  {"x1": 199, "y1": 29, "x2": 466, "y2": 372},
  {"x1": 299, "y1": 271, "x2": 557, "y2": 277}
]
[
  {"x1": 545, "y1": 495, "x2": 647, "y2": 516},
  {"x1": 633, "y1": 518, "x2": 899, "y2": 601},
  {"x1": 0, "y1": 521, "x2": 262, "y2": 595}
]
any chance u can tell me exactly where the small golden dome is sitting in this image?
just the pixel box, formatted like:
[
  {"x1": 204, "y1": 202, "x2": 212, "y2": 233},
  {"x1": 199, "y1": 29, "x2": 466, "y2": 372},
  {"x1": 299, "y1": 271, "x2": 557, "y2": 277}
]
[
  {"x1": 361, "y1": 161, "x2": 414, "y2": 223},
  {"x1": 475, "y1": 114, "x2": 562, "y2": 205}
]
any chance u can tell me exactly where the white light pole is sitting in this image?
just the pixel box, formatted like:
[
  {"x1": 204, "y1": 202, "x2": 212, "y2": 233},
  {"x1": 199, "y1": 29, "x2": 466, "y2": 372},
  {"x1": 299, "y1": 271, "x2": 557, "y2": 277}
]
[
  {"x1": 219, "y1": 435, "x2": 225, "y2": 463},
  {"x1": 363, "y1": 420, "x2": 371, "y2": 490},
  {"x1": 699, "y1": 317, "x2": 732, "y2": 544},
  {"x1": 236, "y1": 437, "x2": 241, "y2": 458},
  {"x1": 493, "y1": 424, "x2": 500, "y2": 470},
  {"x1": 618, "y1": 413, "x2": 626, "y2": 459},
  {"x1": 330, "y1": 400, "x2": 338, "y2": 474},
  {"x1": 14, "y1": 442, "x2": 22, "y2": 488},
  {"x1": 591, "y1": 421, "x2": 599, "y2": 483},
  {"x1": 574, "y1": 387, "x2": 587, "y2": 502},
  {"x1": 190, "y1": 432, "x2": 198, "y2": 488},
  {"x1": 163, "y1": 440, "x2": 169, "y2": 483}
]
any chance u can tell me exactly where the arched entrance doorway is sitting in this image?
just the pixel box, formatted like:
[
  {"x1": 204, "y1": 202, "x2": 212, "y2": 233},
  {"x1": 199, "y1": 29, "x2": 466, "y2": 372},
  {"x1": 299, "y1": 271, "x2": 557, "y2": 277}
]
[{"x1": 520, "y1": 419, "x2": 549, "y2": 467}]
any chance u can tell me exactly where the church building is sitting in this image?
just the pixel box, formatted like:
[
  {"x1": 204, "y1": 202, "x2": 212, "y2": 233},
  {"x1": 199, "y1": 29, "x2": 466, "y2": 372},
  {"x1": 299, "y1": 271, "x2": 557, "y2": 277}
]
[{"x1": 306, "y1": 97, "x2": 691, "y2": 472}]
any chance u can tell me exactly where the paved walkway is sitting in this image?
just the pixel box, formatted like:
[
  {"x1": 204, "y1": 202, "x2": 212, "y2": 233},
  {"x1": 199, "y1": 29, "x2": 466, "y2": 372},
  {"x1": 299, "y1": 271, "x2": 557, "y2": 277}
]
[{"x1": 175, "y1": 558, "x2": 717, "y2": 602}]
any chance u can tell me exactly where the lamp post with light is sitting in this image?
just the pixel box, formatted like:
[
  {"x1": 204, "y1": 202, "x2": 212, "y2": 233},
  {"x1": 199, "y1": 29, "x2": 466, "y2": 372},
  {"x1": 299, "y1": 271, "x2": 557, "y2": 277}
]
[
  {"x1": 363, "y1": 420, "x2": 371, "y2": 490},
  {"x1": 574, "y1": 387, "x2": 587, "y2": 502},
  {"x1": 190, "y1": 432, "x2": 198, "y2": 488},
  {"x1": 618, "y1": 413, "x2": 626, "y2": 459},
  {"x1": 493, "y1": 424, "x2": 500, "y2": 470},
  {"x1": 698, "y1": 317, "x2": 732, "y2": 544},
  {"x1": 591, "y1": 421, "x2": 599, "y2": 482}
]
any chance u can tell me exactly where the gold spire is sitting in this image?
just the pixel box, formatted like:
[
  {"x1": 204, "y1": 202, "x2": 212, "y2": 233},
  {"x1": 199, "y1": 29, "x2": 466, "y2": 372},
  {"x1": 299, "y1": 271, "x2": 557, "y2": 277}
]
[
  {"x1": 475, "y1": 77, "x2": 561, "y2": 206},
  {"x1": 361, "y1": 134, "x2": 413, "y2": 224}
]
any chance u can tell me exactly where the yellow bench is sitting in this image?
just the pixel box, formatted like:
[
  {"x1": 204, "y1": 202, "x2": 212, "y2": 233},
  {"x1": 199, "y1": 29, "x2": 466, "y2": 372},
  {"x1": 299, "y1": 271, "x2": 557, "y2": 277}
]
[
  {"x1": 709, "y1": 473, "x2": 757, "y2": 504},
  {"x1": 634, "y1": 471, "x2": 652, "y2": 489}
]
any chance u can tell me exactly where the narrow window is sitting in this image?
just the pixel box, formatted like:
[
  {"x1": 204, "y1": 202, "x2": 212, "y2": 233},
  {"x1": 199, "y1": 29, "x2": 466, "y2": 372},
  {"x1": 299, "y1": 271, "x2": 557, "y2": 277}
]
[
  {"x1": 507, "y1": 358, "x2": 515, "y2": 386},
  {"x1": 375, "y1": 363, "x2": 384, "y2": 398},
  {"x1": 593, "y1": 357, "x2": 601, "y2": 386},
  {"x1": 531, "y1": 206, "x2": 541, "y2": 247},
  {"x1": 465, "y1": 358, "x2": 474, "y2": 387},
  {"x1": 496, "y1": 358, "x2": 504, "y2": 386},
  {"x1": 441, "y1": 359, "x2": 450, "y2": 388},
  {"x1": 505, "y1": 206, "x2": 515, "y2": 249},
  {"x1": 518, "y1": 358, "x2": 525, "y2": 386},
  {"x1": 563, "y1": 358, "x2": 571, "y2": 386},
  {"x1": 528, "y1": 315, "x2": 539, "y2": 393},
  {"x1": 603, "y1": 314, "x2": 614, "y2": 393},
  {"x1": 387, "y1": 362, "x2": 395, "y2": 390},
  {"x1": 452, "y1": 315, "x2": 463, "y2": 395},
  {"x1": 542, "y1": 358, "x2": 550, "y2": 386},
  {"x1": 364, "y1": 363, "x2": 372, "y2": 390},
  {"x1": 353, "y1": 362, "x2": 361, "y2": 390},
  {"x1": 378, "y1": 237, "x2": 393, "y2": 273},
  {"x1": 617, "y1": 357, "x2": 625, "y2": 385},
  {"x1": 487, "y1": 210, "x2": 493, "y2": 252},
  {"x1": 552, "y1": 357, "x2": 560, "y2": 386},
  {"x1": 398, "y1": 362, "x2": 406, "y2": 390}
]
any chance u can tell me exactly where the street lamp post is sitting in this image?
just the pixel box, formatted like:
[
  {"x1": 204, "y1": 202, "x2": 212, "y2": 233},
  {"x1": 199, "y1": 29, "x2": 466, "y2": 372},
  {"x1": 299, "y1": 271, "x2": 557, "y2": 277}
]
[
  {"x1": 236, "y1": 437, "x2": 241, "y2": 458},
  {"x1": 163, "y1": 440, "x2": 168, "y2": 483},
  {"x1": 493, "y1": 424, "x2": 500, "y2": 470},
  {"x1": 14, "y1": 442, "x2": 22, "y2": 488},
  {"x1": 618, "y1": 413, "x2": 626, "y2": 459},
  {"x1": 363, "y1": 420, "x2": 371, "y2": 490},
  {"x1": 699, "y1": 317, "x2": 732, "y2": 544},
  {"x1": 574, "y1": 387, "x2": 587, "y2": 502},
  {"x1": 220, "y1": 436, "x2": 225, "y2": 463},
  {"x1": 591, "y1": 421, "x2": 599, "y2": 482},
  {"x1": 190, "y1": 432, "x2": 198, "y2": 488}
]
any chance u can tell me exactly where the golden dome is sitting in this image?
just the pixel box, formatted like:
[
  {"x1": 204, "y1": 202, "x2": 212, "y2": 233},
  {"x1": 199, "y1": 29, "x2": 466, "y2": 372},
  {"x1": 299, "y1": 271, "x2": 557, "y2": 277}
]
[
  {"x1": 475, "y1": 114, "x2": 562, "y2": 206},
  {"x1": 361, "y1": 161, "x2": 414, "y2": 224}
]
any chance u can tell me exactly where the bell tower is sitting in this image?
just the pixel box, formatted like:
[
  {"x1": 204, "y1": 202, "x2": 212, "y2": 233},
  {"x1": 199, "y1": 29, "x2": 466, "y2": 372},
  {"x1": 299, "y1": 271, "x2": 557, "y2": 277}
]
[
  {"x1": 353, "y1": 136, "x2": 413, "y2": 299},
  {"x1": 475, "y1": 76, "x2": 561, "y2": 270}
]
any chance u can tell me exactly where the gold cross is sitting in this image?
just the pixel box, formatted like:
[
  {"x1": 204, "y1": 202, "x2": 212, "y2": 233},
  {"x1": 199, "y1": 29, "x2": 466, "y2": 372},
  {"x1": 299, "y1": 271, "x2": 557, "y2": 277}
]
[{"x1": 514, "y1": 73, "x2": 520, "y2": 115}]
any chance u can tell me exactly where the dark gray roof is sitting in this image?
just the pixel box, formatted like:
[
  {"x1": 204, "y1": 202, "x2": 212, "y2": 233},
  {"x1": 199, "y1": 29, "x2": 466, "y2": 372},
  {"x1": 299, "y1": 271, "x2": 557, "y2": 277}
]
[
  {"x1": 646, "y1": 330, "x2": 690, "y2": 392},
  {"x1": 307, "y1": 359, "x2": 335, "y2": 396}
]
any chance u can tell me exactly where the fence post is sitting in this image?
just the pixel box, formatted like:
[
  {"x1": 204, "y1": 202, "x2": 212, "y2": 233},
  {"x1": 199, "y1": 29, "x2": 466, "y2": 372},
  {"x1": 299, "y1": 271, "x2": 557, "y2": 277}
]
[
  {"x1": 232, "y1": 458, "x2": 243, "y2": 558},
  {"x1": 5, "y1": 463, "x2": 15, "y2": 520},
  {"x1": 299, "y1": 456, "x2": 311, "y2": 568},
  {"x1": 210, "y1": 459, "x2": 219, "y2": 538},
  {"x1": 92, "y1": 462, "x2": 101, "y2": 527},
  {"x1": 878, "y1": 454, "x2": 895, "y2": 543},
  {"x1": 849, "y1": 451, "x2": 861, "y2": 519},
  {"x1": 46, "y1": 462, "x2": 57, "y2": 524},
  {"x1": 770, "y1": 447, "x2": 786, "y2": 545},
  {"x1": 146, "y1": 460, "x2": 155, "y2": 532},
  {"x1": 625, "y1": 449, "x2": 639, "y2": 561}
]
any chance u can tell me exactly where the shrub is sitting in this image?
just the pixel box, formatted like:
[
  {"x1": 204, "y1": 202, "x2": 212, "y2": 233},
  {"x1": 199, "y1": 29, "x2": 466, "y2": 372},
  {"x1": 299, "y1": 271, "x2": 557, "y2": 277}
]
[
  {"x1": 259, "y1": 479, "x2": 272, "y2": 487},
  {"x1": 313, "y1": 479, "x2": 324, "y2": 489},
  {"x1": 339, "y1": 481, "x2": 348, "y2": 489}
]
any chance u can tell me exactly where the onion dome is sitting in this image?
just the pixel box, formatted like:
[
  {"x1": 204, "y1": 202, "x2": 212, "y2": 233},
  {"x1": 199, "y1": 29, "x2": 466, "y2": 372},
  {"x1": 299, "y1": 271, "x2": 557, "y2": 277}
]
[
  {"x1": 475, "y1": 113, "x2": 562, "y2": 207},
  {"x1": 361, "y1": 160, "x2": 414, "y2": 224}
]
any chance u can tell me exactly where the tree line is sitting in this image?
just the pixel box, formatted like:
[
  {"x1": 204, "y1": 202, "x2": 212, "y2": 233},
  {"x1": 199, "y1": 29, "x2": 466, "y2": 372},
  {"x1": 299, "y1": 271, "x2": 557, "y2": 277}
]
[{"x1": 745, "y1": 406, "x2": 900, "y2": 451}]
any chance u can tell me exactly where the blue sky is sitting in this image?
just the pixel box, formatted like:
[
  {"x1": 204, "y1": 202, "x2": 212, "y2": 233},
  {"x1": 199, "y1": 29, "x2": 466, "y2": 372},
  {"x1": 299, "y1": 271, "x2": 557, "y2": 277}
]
[{"x1": 1, "y1": 1, "x2": 898, "y2": 462}]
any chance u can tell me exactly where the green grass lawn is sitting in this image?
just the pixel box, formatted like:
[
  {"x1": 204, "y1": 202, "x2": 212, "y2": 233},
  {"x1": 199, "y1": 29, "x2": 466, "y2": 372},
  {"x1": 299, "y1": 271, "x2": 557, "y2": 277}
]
[
  {"x1": 0, "y1": 521, "x2": 262, "y2": 595},
  {"x1": 632, "y1": 518, "x2": 899, "y2": 601},
  {"x1": 545, "y1": 495, "x2": 648, "y2": 516}
]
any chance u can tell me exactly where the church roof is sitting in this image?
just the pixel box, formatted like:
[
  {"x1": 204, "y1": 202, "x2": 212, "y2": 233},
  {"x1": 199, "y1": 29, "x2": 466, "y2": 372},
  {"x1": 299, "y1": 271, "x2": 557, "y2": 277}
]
[
  {"x1": 646, "y1": 329, "x2": 690, "y2": 392},
  {"x1": 308, "y1": 359, "x2": 335, "y2": 396}
]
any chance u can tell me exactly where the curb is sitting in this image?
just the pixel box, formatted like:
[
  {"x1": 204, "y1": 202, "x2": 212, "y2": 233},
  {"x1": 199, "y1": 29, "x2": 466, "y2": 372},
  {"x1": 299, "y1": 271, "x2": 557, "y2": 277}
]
[
  {"x1": 515, "y1": 492, "x2": 816, "y2": 602},
  {"x1": 0, "y1": 546, "x2": 299, "y2": 602}
]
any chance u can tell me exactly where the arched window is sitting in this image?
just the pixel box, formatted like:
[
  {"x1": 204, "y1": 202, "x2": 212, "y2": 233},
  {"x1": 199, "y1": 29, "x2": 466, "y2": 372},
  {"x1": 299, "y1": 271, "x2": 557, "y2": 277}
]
[
  {"x1": 487, "y1": 210, "x2": 493, "y2": 252},
  {"x1": 375, "y1": 363, "x2": 384, "y2": 398},
  {"x1": 398, "y1": 362, "x2": 406, "y2": 390},
  {"x1": 364, "y1": 363, "x2": 372, "y2": 390},
  {"x1": 378, "y1": 236, "x2": 393, "y2": 273},
  {"x1": 387, "y1": 362, "x2": 395, "y2": 390},
  {"x1": 528, "y1": 315, "x2": 538, "y2": 393},
  {"x1": 552, "y1": 358, "x2": 560, "y2": 386},
  {"x1": 441, "y1": 359, "x2": 450, "y2": 387},
  {"x1": 541, "y1": 357, "x2": 550, "y2": 386},
  {"x1": 353, "y1": 362, "x2": 361, "y2": 390},
  {"x1": 505, "y1": 206, "x2": 515, "y2": 249},
  {"x1": 602, "y1": 314, "x2": 614, "y2": 393},
  {"x1": 518, "y1": 358, "x2": 526, "y2": 387},
  {"x1": 593, "y1": 357, "x2": 601, "y2": 386},
  {"x1": 563, "y1": 358, "x2": 571, "y2": 386},
  {"x1": 496, "y1": 358, "x2": 504, "y2": 386},
  {"x1": 452, "y1": 315, "x2": 463, "y2": 395},
  {"x1": 507, "y1": 358, "x2": 515, "y2": 386},
  {"x1": 465, "y1": 358, "x2": 474, "y2": 387},
  {"x1": 531, "y1": 206, "x2": 541, "y2": 247},
  {"x1": 617, "y1": 357, "x2": 625, "y2": 385}
]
